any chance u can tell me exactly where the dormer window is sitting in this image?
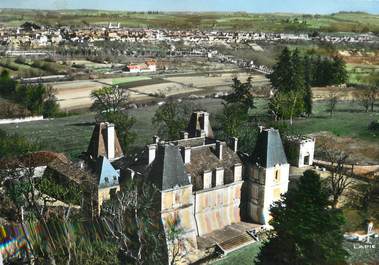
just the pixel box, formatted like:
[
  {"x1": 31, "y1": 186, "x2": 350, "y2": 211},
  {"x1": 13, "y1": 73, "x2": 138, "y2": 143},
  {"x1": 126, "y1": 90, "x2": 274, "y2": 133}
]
[
  {"x1": 113, "y1": 176, "x2": 117, "y2": 181},
  {"x1": 105, "y1": 177, "x2": 109, "y2": 183}
]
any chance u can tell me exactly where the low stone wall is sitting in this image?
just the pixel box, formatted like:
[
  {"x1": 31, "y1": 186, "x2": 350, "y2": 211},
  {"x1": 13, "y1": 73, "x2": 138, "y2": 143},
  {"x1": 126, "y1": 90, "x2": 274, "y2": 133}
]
[
  {"x1": 0, "y1": 116, "x2": 44, "y2": 124},
  {"x1": 314, "y1": 159, "x2": 379, "y2": 179}
]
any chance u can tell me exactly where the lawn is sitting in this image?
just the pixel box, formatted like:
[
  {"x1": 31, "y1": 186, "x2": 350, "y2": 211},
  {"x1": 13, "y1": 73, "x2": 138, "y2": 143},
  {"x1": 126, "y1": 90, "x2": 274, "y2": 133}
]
[
  {"x1": 0, "y1": 98, "x2": 225, "y2": 160},
  {"x1": 290, "y1": 100, "x2": 379, "y2": 142},
  {"x1": 0, "y1": 97, "x2": 377, "y2": 160},
  {"x1": 211, "y1": 243, "x2": 262, "y2": 265},
  {"x1": 346, "y1": 64, "x2": 379, "y2": 84}
]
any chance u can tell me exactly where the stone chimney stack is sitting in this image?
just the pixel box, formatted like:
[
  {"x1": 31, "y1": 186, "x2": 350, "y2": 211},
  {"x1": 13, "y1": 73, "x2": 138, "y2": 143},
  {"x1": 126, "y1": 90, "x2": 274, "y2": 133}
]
[
  {"x1": 106, "y1": 123, "x2": 115, "y2": 160},
  {"x1": 214, "y1": 167, "x2": 224, "y2": 186},
  {"x1": 152, "y1": 135, "x2": 160, "y2": 144},
  {"x1": 201, "y1": 112, "x2": 210, "y2": 136},
  {"x1": 181, "y1": 146, "x2": 191, "y2": 164},
  {"x1": 148, "y1": 144, "x2": 157, "y2": 165},
  {"x1": 230, "y1": 137, "x2": 238, "y2": 152},
  {"x1": 216, "y1": 140, "x2": 223, "y2": 160},
  {"x1": 180, "y1": 131, "x2": 189, "y2": 139}
]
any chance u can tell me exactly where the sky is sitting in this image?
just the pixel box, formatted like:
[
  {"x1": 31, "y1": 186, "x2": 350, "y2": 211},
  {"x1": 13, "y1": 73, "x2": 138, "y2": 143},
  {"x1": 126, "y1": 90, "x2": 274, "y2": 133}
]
[{"x1": 0, "y1": 0, "x2": 379, "y2": 14}]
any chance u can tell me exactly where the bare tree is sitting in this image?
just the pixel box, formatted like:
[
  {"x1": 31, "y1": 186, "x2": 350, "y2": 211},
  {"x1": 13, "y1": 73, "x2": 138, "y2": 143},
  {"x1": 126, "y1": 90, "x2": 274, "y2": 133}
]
[
  {"x1": 319, "y1": 143, "x2": 354, "y2": 208},
  {"x1": 166, "y1": 216, "x2": 188, "y2": 265},
  {"x1": 327, "y1": 90, "x2": 339, "y2": 117},
  {"x1": 354, "y1": 89, "x2": 371, "y2": 112},
  {"x1": 101, "y1": 180, "x2": 165, "y2": 265},
  {"x1": 0, "y1": 157, "x2": 58, "y2": 264}
]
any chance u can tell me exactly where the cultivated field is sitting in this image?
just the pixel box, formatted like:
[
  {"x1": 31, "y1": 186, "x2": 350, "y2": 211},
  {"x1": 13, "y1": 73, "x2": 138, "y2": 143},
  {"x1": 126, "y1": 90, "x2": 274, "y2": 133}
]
[{"x1": 52, "y1": 72, "x2": 266, "y2": 110}]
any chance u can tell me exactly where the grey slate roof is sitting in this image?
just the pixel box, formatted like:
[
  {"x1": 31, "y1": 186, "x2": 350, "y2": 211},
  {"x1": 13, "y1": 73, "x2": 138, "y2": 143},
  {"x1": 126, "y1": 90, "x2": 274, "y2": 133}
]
[
  {"x1": 251, "y1": 128, "x2": 288, "y2": 168},
  {"x1": 184, "y1": 142, "x2": 242, "y2": 191},
  {"x1": 147, "y1": 144, "x2": 190, "y2": 191}
]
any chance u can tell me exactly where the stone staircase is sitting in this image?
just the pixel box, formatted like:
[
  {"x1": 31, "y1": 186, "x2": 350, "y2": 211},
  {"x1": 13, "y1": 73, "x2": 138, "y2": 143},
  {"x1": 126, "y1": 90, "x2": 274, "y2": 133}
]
[{"x1": 217, "y1": 232, "x2": 256, "y2": 255}]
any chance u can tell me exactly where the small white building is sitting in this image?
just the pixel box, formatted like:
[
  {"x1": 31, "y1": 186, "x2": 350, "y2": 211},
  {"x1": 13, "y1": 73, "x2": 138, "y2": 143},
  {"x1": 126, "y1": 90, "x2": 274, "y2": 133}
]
[{"x1": 284, "y1": 136, "x2": 315, "y2": 168}]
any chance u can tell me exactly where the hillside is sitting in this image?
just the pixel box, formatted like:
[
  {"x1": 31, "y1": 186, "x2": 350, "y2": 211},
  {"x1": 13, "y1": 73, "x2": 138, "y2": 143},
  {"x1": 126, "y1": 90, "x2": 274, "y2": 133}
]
[{"x1": 0, "y1": 10, "x2": 378, "y2": 33}]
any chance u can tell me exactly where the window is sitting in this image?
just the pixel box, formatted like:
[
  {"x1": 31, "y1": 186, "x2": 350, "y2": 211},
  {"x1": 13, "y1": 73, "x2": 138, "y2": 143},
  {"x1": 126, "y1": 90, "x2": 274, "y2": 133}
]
[
  {"x1": 104, "y1": 177, "x2": 109, "y2": 183},
  {"x1": 113, "y1": 176, "x2": 117, "y2": 181},
  {"x1": 304, "y1": 155, "x2": 310, "y2": 165},
  {"x1": 274, "y1": 170, "x2": 280, "y2": 182}
]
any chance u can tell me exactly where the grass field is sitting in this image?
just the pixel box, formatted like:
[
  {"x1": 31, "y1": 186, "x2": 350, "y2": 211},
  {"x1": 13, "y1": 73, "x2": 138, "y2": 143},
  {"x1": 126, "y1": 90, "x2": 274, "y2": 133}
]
[
  {"x1": 0, "y1": 97, "x2": 377, "y2": 161},
  {"x1": 290, "y1": 101, "x2": 379, "y2": 142},
  {"x1": 0, "y1": 98, "x2": 225, "y2": 160},
  {"x1": 0, "y1": 58, "x2": 71, "y2": 78},
  {"x1": 1, "y1": 10, "x2": 378, "y2": 33},
  {"x1": 347, "y1": 63, "x2": 379, "y2": 84}
]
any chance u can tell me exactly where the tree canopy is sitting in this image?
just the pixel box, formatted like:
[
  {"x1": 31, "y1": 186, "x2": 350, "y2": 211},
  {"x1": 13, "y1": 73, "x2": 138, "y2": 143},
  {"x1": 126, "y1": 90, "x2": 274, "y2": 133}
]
[{"x1": 256, "y1": 170, "x2": 348, "y2": 265}]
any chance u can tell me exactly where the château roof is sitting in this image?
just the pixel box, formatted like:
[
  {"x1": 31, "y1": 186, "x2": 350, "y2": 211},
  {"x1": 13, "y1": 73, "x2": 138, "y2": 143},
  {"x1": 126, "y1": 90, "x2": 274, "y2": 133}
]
[
  {"x1": 147, "y1": 144, "x2": 190, "y2": 191},
  {"x1": 251, "y1": 128, "x2": 288, "y2": 168},
  {"x1": 96, "y1": 156, "x2": 120, "y2": 188},
  {"x1": 184, "y1": 142, "x2": 242, "y2": 191},
  {"x1": 86, "y1": 122, "x2": 123, "y2": 160}
]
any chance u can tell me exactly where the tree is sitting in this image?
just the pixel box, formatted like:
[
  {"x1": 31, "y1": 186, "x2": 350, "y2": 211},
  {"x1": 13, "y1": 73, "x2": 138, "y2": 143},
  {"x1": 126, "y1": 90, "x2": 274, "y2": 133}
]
[
  {"x1": 256, "y1": 170, "x2": 348, "y2": 265},
  {"x1": 363, "y1": 74, "x2": 379, "y2": 112},
  {"x1": 225, "y1": 77, "x2": 255, "y2": 111},
  {"x1": 42, "y1": 85, "x2": 60, "y2": 117},
  {"x1": 101, "y1": 180, "x2": 165, "y2": 265},
  {"x1": 269, "y1": 90, "x2": 304, "y2": 125},
  {"x1": 16, "y1": 84, "x2": 46, "y2": 114},
  {"x1": 0, "y1": 69, "x2": 17, "y2": 96},
  {"x1": 91, "y1": 86, "x2": 136, "y2": 151},
  {"x1": 218, "y1": 102, "x2": 248, "y2": 138},
  {"x1": 349, "y1": 178, "x2": 379, "y2": 222},
  {"x1": 152, "y1": 99, "x2": 197, "y2": 140},
  {"x1": 97, "y1": 111, "x2": 136, "y2": 152},
  {"x1": 166, "y1": 216, "x2": 187, "y2": 265},
  {"x1": 331, "y1": 56, "x2": 348, "y2": 85},
  {"x1": 327, "y1": 90, "x2": 339, "y2": 116},
  {"x1": 91, "y1": 85, "x2": 129, "y2": 113},
  {"x1": 269, "y1": 47, "x2": 293, "y2": 92},
  {"x1": 303, "y1": 55, "x2": 313, "y2": 116},
  {"x1": 354, "y1": 88, "x2": 371, "y2": 112},
  {"x1": 318, "y1": 143, "x2": 353, "y2": 209},
  {"x1": 290, "y1": 49, "x2": 305, "y2": 93}
]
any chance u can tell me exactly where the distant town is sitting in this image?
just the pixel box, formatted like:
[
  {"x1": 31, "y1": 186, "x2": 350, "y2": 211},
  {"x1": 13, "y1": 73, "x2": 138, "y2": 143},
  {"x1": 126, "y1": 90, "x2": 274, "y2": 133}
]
[{"x1": 0, "y1": 8, "x2": 378, "y2": 265}]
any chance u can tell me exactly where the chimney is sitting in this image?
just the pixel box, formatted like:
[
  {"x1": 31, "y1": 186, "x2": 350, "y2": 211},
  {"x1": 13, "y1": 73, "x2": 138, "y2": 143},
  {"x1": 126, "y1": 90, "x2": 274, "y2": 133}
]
[
  {"x1": 148, "y1": 144, "x2": 157, "y2": 165},
  {"x1": 181, "y1": 146, "x2": 191, "y2": 164},
  {"x1": 203, "y1": 170, "x2": 212, "y2": 189},
  {"x1": 201, "y1": 112, "x2": 210, "y2": 136},
  {"x1": 233, "y1": 163, "x2": 242, "y2": 182},
  {"x1": 258, "y1": 125, "x2": 264, "y2": 133},
  {"x1": 216, "y1": 140, "x2": 223, "y2": 160},
  {"x1": 180, "y1": 131, "x2": 189, "y2": 139},
  {"x1": 214, "y1": 167, "x2": 224, "y2": 186},
  {"x1": 230, "y1": 137, "x2": 238, "y2": 152},
  {"x1": 152, "y1": 135, "x2": 160, "y2": 144},
  {"x1": 106, "y1": 123, "x2": 115, "y2": 160}
]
